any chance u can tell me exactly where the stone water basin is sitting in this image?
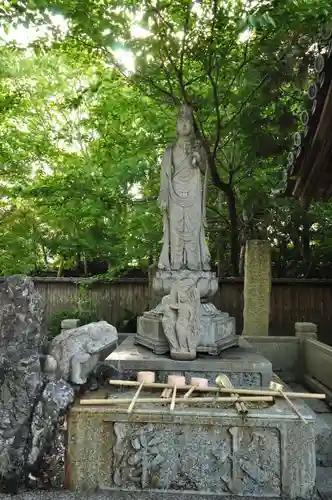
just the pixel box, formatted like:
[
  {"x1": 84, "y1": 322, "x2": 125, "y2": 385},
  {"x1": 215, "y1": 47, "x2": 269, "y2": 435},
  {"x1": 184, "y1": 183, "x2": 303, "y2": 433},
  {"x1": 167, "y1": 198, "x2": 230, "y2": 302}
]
[{"x1": 67, "y1": 385, "x2": 316, "y2": 499}]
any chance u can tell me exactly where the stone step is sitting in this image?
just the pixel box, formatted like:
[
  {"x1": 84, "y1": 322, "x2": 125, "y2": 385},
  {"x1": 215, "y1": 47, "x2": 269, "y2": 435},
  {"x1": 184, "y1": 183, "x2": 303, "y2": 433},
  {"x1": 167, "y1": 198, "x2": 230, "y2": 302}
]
[
  {"x1": 316, "y1": 466, "x2": 332, "y2": 499},
  {"x1": 316, "y1": 413, "x2": 332, "y2": 466}
]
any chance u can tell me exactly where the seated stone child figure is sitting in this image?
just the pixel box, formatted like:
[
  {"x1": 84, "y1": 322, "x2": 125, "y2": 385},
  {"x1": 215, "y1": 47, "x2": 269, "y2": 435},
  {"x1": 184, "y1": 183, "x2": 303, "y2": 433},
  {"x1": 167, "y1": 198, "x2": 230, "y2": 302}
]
[{"x1": 161, "y1": 278, "x2": 201, "y2": 360}]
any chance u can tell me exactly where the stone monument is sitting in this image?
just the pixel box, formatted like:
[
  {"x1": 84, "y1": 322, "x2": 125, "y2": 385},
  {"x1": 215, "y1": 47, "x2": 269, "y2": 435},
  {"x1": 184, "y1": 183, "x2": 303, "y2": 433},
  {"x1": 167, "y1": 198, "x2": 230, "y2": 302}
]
[
  {"x1": 67, "y1": 107, "x2": 316, "y2": 500},
  {"x1": 134, "y1": 105, "x2": 237, "y2": 358}
]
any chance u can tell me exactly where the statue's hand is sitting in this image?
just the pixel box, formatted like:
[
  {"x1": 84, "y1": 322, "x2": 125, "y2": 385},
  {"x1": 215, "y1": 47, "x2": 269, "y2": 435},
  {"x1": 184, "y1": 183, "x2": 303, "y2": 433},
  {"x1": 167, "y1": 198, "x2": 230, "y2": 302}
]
[{"x1": 192, "y1": 151, "x2": 200, "y2": 167}]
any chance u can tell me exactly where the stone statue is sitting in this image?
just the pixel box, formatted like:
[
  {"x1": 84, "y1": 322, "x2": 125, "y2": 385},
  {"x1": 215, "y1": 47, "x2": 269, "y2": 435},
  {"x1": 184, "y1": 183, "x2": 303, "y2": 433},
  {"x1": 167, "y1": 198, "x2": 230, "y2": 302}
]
[
  {"x1": 134, "y1": 105, "x2": 237, "y2": 357},
  {"x1": 161, "y1": 278, "x2": 201, "y2": 360},
  {"x1": 158, "y1": 105, "x2": 210, "y2": 271},
  {"x1": 48, "y1": 321, "x2": 118, "y2": 384}
]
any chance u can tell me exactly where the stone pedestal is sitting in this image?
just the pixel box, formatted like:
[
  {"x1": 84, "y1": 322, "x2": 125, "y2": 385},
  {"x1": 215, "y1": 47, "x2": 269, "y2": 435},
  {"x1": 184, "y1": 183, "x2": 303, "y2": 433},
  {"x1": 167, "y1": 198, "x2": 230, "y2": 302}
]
[
  {"x1": 153, "y1": 269, "x2": 219, "y2": 300},
  {"x1": 107, "y1": 336, "x2": 272, "y2": 388},
  {"x1": 135, "y1": 269, "x2": 237, "y2": 356},
  {"x1": 242, "y1": 240, "x2": 271, "y2": 336},
  {"x1": 136, "y1": 302, "x2": 236, "y2": 356}
]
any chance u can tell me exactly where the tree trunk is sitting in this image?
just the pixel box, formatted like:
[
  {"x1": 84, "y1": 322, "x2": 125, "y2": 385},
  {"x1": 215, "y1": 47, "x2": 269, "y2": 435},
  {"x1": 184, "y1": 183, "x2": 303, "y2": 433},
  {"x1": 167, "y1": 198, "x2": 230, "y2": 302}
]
[
  {"x1": 194, "y1": 131, "x2": 240, "y2": 276},
  {"x1": 41, "y1": 245, "x2": 48, "y2": 266},
  {"x1": 57, "y1": 258, "x2": 64, "y2": 277},
  {"x1": 76, "y1": 252, "x2": 81, "y2": 271},
  {"x1": 83, "y1": 253, "x2": 88, "y2": 277},
  {"x1": 226, "y1": 187, "x2": 240, "y2": 276}
]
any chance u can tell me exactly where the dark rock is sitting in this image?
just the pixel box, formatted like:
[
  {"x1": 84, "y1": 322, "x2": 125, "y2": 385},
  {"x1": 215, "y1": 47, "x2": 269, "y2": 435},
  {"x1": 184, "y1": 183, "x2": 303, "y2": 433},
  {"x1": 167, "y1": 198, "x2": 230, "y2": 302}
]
[
  {"x1": 0, "y1": 275, "x2": 46, "y2": 360},
  {"x1": 0, "y1": 276, "x2": 113, "y2": 492},
  {"x1": 29, "y1": 380, "x2": 74, "y2": 466},
  {"x1": 0, "y1": 276, "x2": 46, "y2": 491}
]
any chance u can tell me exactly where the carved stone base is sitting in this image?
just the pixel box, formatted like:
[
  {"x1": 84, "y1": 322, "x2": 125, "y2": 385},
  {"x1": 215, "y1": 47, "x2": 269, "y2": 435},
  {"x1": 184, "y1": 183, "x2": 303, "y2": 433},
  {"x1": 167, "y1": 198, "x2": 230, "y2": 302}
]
[
  {"x1": 199, "y1": 303, "x2": 237, "y2": 354},
  {"x1": 170, "y1": 349, "x2": 196, "y2": 361},
  {"x1": 135, "y1": 315, "x2": 169, "y2": 355},
  {"x1": 135, "y1": 302, "x2": 237, "y2": 356}
]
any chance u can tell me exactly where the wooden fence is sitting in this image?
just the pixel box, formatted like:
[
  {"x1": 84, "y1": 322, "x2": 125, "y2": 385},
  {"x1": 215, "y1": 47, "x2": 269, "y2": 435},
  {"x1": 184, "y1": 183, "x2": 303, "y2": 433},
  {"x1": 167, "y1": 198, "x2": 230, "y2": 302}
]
[{"x1": 29, "y1": 277, "x2": 332, "y2": 343}]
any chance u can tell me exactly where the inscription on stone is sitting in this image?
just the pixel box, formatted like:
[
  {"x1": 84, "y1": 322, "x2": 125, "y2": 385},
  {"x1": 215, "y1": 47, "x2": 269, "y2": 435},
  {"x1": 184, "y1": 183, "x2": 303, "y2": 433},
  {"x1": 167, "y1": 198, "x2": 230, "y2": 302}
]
[
  {"x1": 111, "y1": 423, "x2": 280, "y2": 495},
  {"x1": 229, "y1": 372, "x2": 262, "y2": 387}
]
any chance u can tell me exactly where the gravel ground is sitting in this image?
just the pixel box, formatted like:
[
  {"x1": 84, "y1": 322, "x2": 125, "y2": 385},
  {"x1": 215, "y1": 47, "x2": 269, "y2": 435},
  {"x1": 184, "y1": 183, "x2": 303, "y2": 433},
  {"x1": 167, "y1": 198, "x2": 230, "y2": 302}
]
[{"x1": 0, "y1": 491, "x2": 324, "y2": 500}]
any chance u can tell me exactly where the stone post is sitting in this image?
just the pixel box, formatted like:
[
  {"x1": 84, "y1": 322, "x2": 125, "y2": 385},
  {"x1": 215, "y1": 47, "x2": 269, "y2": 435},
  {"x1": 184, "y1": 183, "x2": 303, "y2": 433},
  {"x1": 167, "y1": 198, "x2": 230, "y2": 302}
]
[
  {"x1": 295, "y1": 322, "x2": 317, "y2": 380},
  {"x1": 242, "y1": 239, "x2": 271, "y2": 336},
  {"x1": 61, "y1": 318, "x2": 80, "y2": 334},
  {"x1": 295, "y1": 322, "x2": 317, "y2": 341}
]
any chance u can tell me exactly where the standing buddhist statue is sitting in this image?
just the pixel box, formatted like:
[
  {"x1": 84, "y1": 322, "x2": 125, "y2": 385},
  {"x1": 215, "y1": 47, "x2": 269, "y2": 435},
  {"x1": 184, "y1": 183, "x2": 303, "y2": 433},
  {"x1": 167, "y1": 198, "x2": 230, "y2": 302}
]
[
  {"x1": 157, "y1": 105, "x2": 210, "y2": 271},
  {"x1": 134, "y1": 104, "x2": 237, "y2": 359}
]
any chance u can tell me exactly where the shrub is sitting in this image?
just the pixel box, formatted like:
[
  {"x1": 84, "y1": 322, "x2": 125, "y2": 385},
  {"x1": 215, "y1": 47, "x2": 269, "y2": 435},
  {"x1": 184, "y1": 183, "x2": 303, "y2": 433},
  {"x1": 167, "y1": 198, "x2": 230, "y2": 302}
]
[{"x1": 46, "y1": 309, "x2": 100, "y2": 341}]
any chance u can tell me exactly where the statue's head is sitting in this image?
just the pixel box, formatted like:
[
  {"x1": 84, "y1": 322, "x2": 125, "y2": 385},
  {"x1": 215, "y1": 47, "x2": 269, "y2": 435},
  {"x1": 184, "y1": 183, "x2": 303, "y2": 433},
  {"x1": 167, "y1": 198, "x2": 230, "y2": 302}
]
[
  {"x1": 178, "y1": 277, "x2": 196, "y2": 302},
  {"x1": 176, "y1": 105, "x2": 194, "y2": 137}
]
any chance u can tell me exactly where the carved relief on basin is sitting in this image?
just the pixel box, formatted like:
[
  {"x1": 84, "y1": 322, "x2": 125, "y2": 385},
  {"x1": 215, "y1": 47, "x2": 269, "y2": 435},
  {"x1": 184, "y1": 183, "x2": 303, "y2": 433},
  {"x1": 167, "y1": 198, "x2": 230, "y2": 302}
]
[{"x1": 111, "y1": 422, "x2": 281, "y2": 496}]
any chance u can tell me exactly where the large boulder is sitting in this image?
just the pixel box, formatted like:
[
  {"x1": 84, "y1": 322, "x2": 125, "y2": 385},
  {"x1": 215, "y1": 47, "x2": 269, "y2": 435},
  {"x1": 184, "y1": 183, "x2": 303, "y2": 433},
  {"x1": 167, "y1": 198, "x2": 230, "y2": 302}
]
[
  {"x1": 0, "y1": 277, "x2": 118, "y2": 492},
  {"x1": 0, "y1": 275, "x2": 46, "y2": 358},
  {"x1": 0, "y1": 276, "x2": 47, "y2": 491},
  {"x1": 48, "y1": 320, "x2": 118, "y2": 384}
]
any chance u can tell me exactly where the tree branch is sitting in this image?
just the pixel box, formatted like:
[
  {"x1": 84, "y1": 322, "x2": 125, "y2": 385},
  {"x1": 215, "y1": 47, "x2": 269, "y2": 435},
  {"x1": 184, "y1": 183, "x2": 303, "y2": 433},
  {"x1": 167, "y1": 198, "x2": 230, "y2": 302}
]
[
  {"x1": 194, "y1": 110, "x2": 230, "y2": 193},
  {"x1": 206, "y1": 0, "x2": 222, "y2": 160},
  {"x1": 184, "y1": 74, "x2": 205, "y2": 87},
  {"x1": 222, "y1": 48, "x2": 291, "y2": 131},
  {"x1": 179, "y1": 2, "x2": 191, "y2": 87},
  {"x1": 149, "y1": 5, "x2": 187, "y2": 103},
  {"x1": 162, "y1": 37, "x2": 187, "y2": 102},
  {"x1": 148, "y1": 0, "x2": 175, "y2": 34},
  {"x1": 207, "y1": 71, "x2": 221, "y2": 159},
  {"x1": 222, "y1": 69, "x2": 273, "y2": 131},
  {"x1": 159, "y1": 58, "x2": 179, "y2": 105},
  {"x1": 221, "y1": 39, "x2": 250, "y2": 106},
  {"x1": 150, "y1": 0, "x2": 192, "y2": 103}
]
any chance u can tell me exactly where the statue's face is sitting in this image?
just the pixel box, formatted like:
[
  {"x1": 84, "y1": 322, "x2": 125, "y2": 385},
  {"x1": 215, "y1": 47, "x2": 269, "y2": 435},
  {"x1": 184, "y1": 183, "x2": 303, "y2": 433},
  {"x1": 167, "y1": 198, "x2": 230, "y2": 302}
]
[{"x1": 177, "y1": 117, "x2": 192, "y2": 136}]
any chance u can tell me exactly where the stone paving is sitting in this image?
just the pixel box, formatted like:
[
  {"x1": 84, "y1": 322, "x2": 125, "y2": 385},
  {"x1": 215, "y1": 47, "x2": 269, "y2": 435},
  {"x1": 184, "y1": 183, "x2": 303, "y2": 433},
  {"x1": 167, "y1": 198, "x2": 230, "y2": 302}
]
[
  {"x1": 0, "y1": 489, "x2": 329, "y2": 499},
  {"x1": 0, "y1": 492, "x2": 327, "y2": 500}
]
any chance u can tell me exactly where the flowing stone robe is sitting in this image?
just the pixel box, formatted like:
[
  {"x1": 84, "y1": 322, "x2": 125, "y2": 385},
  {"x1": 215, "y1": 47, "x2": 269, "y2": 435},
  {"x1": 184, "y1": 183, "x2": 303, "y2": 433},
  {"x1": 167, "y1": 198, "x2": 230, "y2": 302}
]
[{"x1": 158, "y1": 142, "x2": 210, "y2": 271}]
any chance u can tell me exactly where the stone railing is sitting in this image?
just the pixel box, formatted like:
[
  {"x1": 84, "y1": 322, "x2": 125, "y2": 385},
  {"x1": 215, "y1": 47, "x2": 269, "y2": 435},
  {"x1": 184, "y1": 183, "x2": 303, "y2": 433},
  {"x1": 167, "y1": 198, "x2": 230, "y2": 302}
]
[
  {"x1": 243, "y1": 322, "x2": 319, "y2": 383},
  {"x1": 303, "y1": 338, "x2": 332, "y2": 395},
  {"x1": 242, "y1": 336, "x2": 300, "y2": 382},
  {"x1": 246, "y1": 321, "x2": 332, "y2": 399}
]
